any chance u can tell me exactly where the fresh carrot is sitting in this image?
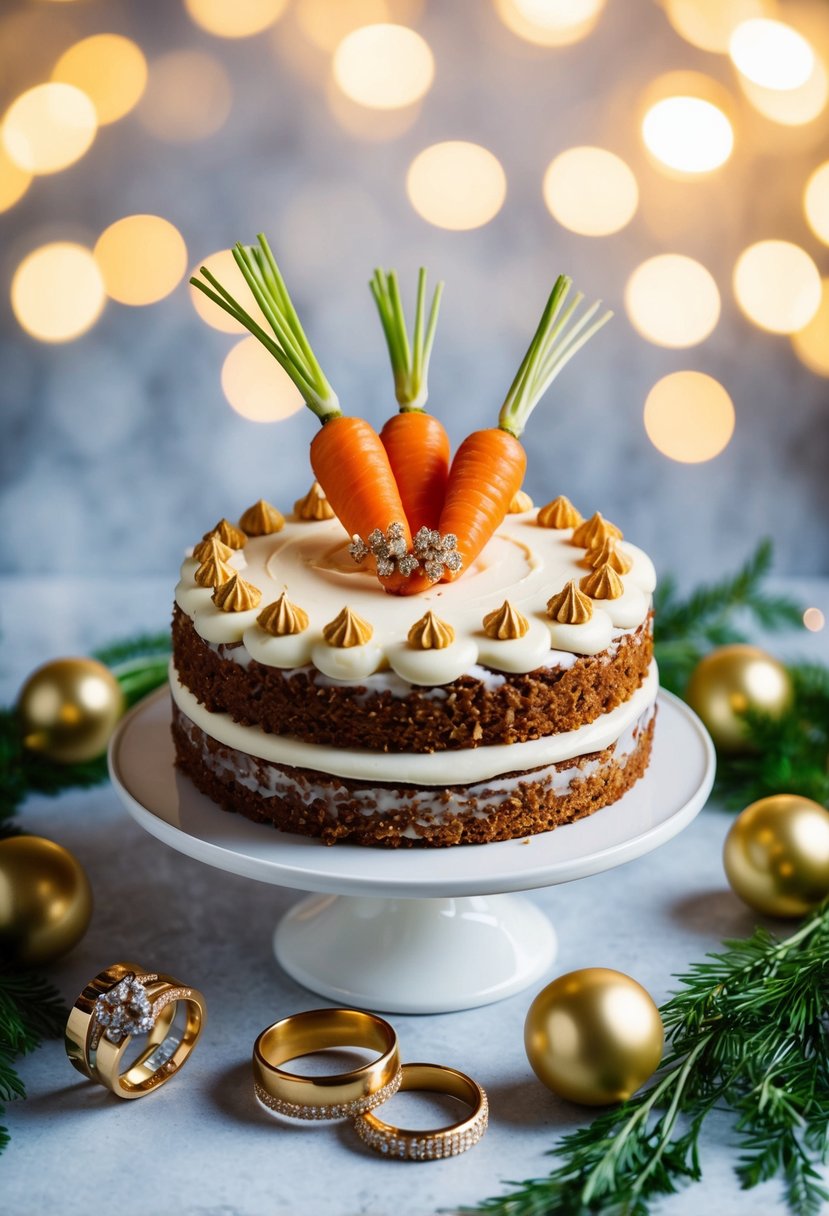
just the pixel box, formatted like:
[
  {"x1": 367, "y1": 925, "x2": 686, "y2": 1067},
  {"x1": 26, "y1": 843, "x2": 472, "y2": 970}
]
[
  {"x1": 370, "y1": 268, "x2": 449, "y2": 534},
  {"x1": 190, "y1": 235, "x2": 411, "y2": 587},
  {"x1": 413, "y1": 276, "x2": 612, "y2": 590}
]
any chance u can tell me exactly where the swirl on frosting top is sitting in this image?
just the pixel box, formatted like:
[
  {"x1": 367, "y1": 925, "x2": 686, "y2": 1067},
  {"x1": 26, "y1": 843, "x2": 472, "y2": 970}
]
[
  {"x1": 323, "y1": 606, "x2": 373, "y2": 648},
  {"x1": 195, "y1": 552, "x2": 235, "y2": 588},
  {"x1": 239, "y1": 499, "x2": 285, "y2": 536},
  {"x1": 408, "y1": 610, "x2": 455, "y2": 650},
  {"x1": 571, "y1": 511, "x2": 622, "y2": 549},
  {"x1": 507, "y1": 489, "x2": 534, "y2": 514},
  {"x1": 580, "y1": 563, "x2": 624, "y2": 600},
  {"x1": 537, "y1": 495, "x2": 583, "y2": 530},
  {"x1": 205, "y1": 518, "x2": 246, "y2": 549},
  {"x1": 483, "y1": 600, "x2": 530, "y2": 640},
  {"x1": 192, "y1": 535, "x2": 233, "y2": 564},
  {"x1": 547, "y1": 580, "x2": 593, "y2": 624},
  {"x1": 176, "y1": 506, "x2": 656, "y2": 680},
  {"x1": 258, "y1": 592, "x2": 309, "y2": 636},
  {"x1": 213, "y1": 573, "x2": 262, "y2": 612},
  {"x1": 582, "y1": 538, "x2": 632, "y2": 574},
  {"x1": 295, "y1": 481, "x2": 335, "y2": 521}
]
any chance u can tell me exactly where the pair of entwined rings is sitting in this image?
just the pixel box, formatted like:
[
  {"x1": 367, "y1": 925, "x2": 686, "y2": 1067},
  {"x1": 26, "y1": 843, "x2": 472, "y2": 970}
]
[{"x1": 65, "y1": 964, "x2": 488, "y2": 1160}]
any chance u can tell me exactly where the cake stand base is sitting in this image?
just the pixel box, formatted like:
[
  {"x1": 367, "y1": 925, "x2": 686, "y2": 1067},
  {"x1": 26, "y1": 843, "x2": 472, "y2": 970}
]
[{"x1": 274, "y1": 892, "x2": 557, "y2": 1014}]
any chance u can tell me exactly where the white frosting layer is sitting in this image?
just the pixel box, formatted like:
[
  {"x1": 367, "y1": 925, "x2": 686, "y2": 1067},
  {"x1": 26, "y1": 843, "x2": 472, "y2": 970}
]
[
  {"x1": 170, "y1": 660, "x2": 658, "y2": 786},
  {"x1": 176, "y1": 513, "x2": 656, "y2": 684}
]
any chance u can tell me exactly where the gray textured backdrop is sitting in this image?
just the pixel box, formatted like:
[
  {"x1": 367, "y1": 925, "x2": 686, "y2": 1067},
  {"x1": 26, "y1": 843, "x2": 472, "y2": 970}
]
[{"x1": 1, "y1": 0, "x2": 827, "y2": 584}]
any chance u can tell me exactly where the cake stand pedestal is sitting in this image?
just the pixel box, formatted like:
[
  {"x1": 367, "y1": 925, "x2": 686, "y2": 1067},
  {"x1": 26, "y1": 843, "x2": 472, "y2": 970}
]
[{"x1": 109, "y1": 689, "x2": 714, "y2": 1014}]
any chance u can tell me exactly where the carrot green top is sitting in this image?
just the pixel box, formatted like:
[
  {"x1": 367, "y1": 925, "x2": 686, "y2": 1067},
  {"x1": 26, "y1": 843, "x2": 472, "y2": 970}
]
[
  {"x1": 369, "y1": 267, "x2": 443, "y2": 412},
  {"x1": 498, "y1": 275, "x2": 612, "y2": 440},
  {"x1": 190, "y1": 234, "x2": 340, "y2": 423}
]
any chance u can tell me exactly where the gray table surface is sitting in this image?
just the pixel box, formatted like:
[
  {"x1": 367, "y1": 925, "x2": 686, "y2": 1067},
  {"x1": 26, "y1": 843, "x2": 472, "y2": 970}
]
[{"x1": 1, "y1": 575, "x2": 828, "y2": 1216}]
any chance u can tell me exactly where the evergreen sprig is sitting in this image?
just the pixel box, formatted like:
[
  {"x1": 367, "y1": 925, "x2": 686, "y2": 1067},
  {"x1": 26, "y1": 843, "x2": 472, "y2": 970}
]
[
  {"x1": 0, "y1": 969, "x2": 67, "y2": 1153},
  {"x1": 653, "y1": 539, "x2": 804, "y2": 696},
  {"x1": 462, "y1": 905, "x2": 829, "y2": 1216}
]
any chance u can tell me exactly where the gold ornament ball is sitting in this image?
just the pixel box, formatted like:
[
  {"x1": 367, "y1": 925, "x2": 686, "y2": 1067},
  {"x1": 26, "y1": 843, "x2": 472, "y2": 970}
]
[
  {"x1": 17, "y1": 657, "x2": 125, "y2": 763},
  {"x1": 0, "y1": 835, "x2": 93, "y2": 966},
  {"x1": 686, "y1": 644, "x2": 792, "y2": 754},
  {"x1": 723, "y1": 794, "x2": 829, "y2": 918},
  {"x1": 524, "y1": 968, "x2": 664, "y2": 1106}
]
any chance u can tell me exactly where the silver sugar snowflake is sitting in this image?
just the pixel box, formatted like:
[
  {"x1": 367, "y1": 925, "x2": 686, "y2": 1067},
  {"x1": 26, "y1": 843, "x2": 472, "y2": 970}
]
[
  {"x1": 93, "y1": 975, "x2": 155, "y2": 1044},
  {"x1": 412, "y1": 527, "x2": 463, "y2": 582},
  {"x1": 349, "y1": 522, "x2": 420, "y2": 578}
]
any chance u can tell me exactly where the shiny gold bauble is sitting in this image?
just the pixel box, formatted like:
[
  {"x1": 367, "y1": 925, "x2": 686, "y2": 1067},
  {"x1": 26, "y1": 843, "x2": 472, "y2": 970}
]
[
  {"x1": 686, "y1": 644, "x2": 792, "y2": 754},
  {"x1": 524, "y1": 968, "x2": 664, "y2": 1106},
  {"x1": 723, "y1": 795, "x2": 829, "y2": 918},
  {"x1": 17, "y1": 657, "x2": 125, "y2": 763},
  {"x1": 0, "y1": 835, "x2": 93, "y2": 966}
]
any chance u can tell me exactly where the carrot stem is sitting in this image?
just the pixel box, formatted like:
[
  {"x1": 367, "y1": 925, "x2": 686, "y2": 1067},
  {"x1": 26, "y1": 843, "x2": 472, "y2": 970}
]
[
  {"x1": 498, "y1": 275, "x2": 612, "y2": 439},
  {"x1": 190, "y1": 234, "x2": 340, "y2": 422},
  {"x1": 370, "y1": 267, "x2": 444, "y2": 411}
]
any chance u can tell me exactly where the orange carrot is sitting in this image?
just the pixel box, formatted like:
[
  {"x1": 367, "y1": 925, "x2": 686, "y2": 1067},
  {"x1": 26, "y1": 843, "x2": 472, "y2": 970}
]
[
  {"x1": 380, "y1": 412, "x2": 449, "y2": 533},
  {"x1": 370, "y1": 269, "x2": 448, "y2": 533},
  {"x1": 310, "y1": 415, "x2": 411, "y2": 554},
  {"x1": 403, "y1": 275, "x2": 612, "y2": 590}
]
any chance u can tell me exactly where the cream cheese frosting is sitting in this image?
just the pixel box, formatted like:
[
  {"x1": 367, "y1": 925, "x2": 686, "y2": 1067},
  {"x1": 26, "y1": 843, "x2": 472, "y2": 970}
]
[
  {"x1": 170, "y1": 660, "x2": 659, "y2": 786},
  {"x1": 175, "y1": 510, "x2": 656, "y2": 684}
]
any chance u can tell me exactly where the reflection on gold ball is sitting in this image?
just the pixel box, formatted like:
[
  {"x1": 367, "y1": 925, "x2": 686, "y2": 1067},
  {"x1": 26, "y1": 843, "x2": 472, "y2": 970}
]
[
  {"x1": 686, "y1": 645, "x2": 792, "y2": 753},
  {"x1": 0, "y1": 835, "x2": 93, "y2": 966},
  {"x1": 524, "y1": 968, "x2": 664, "y2": 1106},
  {"x1": 724, "y1": 795, "x2": 829, "y2": 918},
  {"x1": 17, "y1": 657, "x2": 124, "y2": 763}
]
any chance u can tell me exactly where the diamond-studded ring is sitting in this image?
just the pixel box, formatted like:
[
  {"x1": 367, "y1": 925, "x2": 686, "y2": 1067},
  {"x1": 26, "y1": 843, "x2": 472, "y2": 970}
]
[
  {"x1": 65, "y1": 963, "x2": 206, "y2": 1100},
  {"x1": 252, "y1": 1008, "x2": 402, "y2": 1121},
  {"x1": 352, "y1": 1062, "x2": 488, "y2": 1161}
]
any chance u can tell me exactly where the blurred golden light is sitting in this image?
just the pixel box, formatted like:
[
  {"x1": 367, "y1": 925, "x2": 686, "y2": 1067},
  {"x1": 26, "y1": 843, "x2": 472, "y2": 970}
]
[
  {"x1": 729, "y1": 19, "x2": 814, "y2": 91},
  {"x1": 333, "y1": 24, "x2": 434, "y2": 109},
  {"x1": 803, "y1": 607, "x2": 826, "y2": 632},
  {"x1": 221, "y1": 337, "x2": 305, "y2": 422},
  {"x1": 52, "y1": 34, "x2": 147, "y2": 125},
  {"x1": 663, "y1": 0, "x2": 769, "y2": 53},
  {"x1": 189, "y1": 249, "x2": 269, "y2": 333},
  {"x1": 642, "y1": 95, "x2": 733, "y2": 174},
  {"x1": 184, "y1": 0, "x2": 288, "y2": 38},
  {"x1": 2, "y1": 83, "x2": 96, "y2": 174},
  {"x1": 805, "y1": 163, "x2": 829, "y2": 244},
  {"x1": 625, "y1": 255, "x2": 720, "y2": 348},
  {"x1": 734, "y1": 241, "x2": 821, "y2": 334},
  {"x1": 137, "y1": 51, "x2": 232, "y2": 143},
  {"x1": 644, "y1": 371, "x2": 735, "y2": 463},
  {"x1": 296, "y1": 0, "x2": 390, "y2": 52},
  {"x1": 11, "y1": 243, "x2": 105, "y2": 343},
  {"x1": 326, "y1": 77, "x2": 421, "y2": 140},
  {"x1": 737, "y1": 54, "x2": 828, "y2": 126},
  {"x1": 407, "y1": 141, "x2": 506, "y2": 231},
  {"x1": 791, "y1": 277, "x2": 829, "y2": 376},
  {"x1": 494, "y1": 0, "x2": 606, "y2": 46},
  {"x1": 94, "y1": 215, "x2": 187, "y2": 307},
  {"x1": 0, "y1": 144, "x2": 31, "y2": 212},
  {"x1": 542, "y1": 147, "x2": 637, "y2": 236}
]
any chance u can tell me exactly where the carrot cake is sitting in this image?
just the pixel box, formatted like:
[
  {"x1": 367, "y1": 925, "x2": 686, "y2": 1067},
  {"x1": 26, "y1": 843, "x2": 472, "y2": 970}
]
[{"x1": 171, "y1": 494, "x2": 657, "y2": 847}]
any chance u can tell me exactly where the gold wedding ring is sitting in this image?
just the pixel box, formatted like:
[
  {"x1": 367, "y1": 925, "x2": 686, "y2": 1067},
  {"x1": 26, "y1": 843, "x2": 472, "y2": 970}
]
[
  {"x1": 253, "y1": 1008, "x2": 402, "y2": 1120},
  {"x1": 353, "y1": 1062, "x2": 489, "y2": 1160},
  {"x1": 65, "y1": 963, "x2": 206, "y2": 1099}
]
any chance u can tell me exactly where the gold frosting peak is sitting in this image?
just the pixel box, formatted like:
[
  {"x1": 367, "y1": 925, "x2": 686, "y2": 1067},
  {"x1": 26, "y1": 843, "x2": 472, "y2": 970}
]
[
  {"x1": 257, "y1": 592, "x2": 309, "y2": 636},
  {"x1": 546, "y1": 580, "x2": 594, "y2": 624},
  {"x1": 408, "y1": 611, "x2": 455, "y2": 650},
  {"x1": 582, "y1": 538, "x2": 632, "y2": 575},
  {"x1": 192, "y1": 534, "x2": 233, "y2": 565},
  {"x1": 212, "y1": 574, "x2": 262, "y2": 612},
  {"x1": 579, "y1": 563, "x2": 624, "y2": 600},
  {"x1": 482, "y1": 601, "x2": 530, "y2": 640},
  {"x1": 194, "y1": 553, "x2": 235, "y2": 588},
  {"x1": 537, "y1": 496, "x2": 583, "y2": 530},
  {"x1": 323, "y1": 606, "x2": 373, "y2": 648},
  {"x1": 295, "y1": 481, "x2": 335, "y2": 521},
  {"x1": 571, "y1": 511, "x2": 623, "y2": 549},
  {"x1": 239, "y1": 499, "x2": 285, "y2": 536},
  {"x1": 204, "y1": 518, "x2": 246, "y2": 549},
  {"x1": 507, "y1": 489, "x2": 534, "y2": 514}
]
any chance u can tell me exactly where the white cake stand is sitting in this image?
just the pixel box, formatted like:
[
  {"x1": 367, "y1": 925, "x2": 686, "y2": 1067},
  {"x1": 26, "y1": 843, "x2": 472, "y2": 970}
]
[{"x1": 109, "y1": 688, "x2": 714, "y2": 1014}]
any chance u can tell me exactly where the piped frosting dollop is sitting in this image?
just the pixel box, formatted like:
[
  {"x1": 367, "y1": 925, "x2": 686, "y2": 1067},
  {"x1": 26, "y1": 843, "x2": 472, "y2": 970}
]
[
  {"x1": 323, "y1": 606, "x2": 373, "y2": 648},
  {"x1": 257, "y1": 592, "x2": 309, "y2": 636},
  {"x1": 582, "y1": 538, "x2": 632, "y2": 574},
  {"x1": 580, "y1": 563, "x2": 624, "y2": 600},
  {"x1": 192, "y1": 535, "x2": 233, "y2": 564},
  {"x1": 213, "y1": 574, "x2": 262, "y2": 612},
  {"x1": 546, "y1": 580, "x2": 594, "y2": 624},
  {"x1": 482, "y1": 600, "x2": 529, "y2": 640},
  {"x1": 571, "y1": 511, "x2": 623, "y2": 549},
  {"x1": 239, "y1": 499, "x2": 285, "y2": 536},
  {"x1": 508, "y1": 489, "x2": 534, "y2": 513},
  {"x1": 408, "y1": 611, "x2": 455, "y2": 650},
  {"x1": 195, "y1": 553, "x2": 235, "y2": 588},
  {"x1": 295, "y1": 481, "x2": 335, "y2": 521},
  {"x1": 205, "y1": 519, "x2": 246, "y2": 549},
  {"x1": 537, "y1": 496, "x2": 583, "y2": 529}
]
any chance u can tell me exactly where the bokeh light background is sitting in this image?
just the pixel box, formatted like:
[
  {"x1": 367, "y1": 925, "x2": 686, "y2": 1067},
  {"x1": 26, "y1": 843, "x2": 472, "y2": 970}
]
[{"x1": 1, "y1": 0, "x2": 827, "y2": 581}]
